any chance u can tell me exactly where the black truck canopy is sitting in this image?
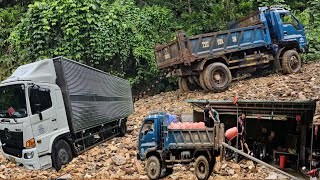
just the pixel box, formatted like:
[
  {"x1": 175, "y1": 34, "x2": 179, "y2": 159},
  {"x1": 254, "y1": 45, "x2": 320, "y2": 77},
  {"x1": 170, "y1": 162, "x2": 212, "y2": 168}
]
[{"x1": 186, "y1": 99, "x2": 317, "y2": 124}]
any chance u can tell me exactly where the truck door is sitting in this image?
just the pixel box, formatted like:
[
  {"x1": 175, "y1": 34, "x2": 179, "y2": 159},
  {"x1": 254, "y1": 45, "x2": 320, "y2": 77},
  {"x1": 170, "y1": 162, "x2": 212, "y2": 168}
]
[
  {"x1": 138, "y1": 119, "x2": 157, "y2": 157},
  {"x1": 279, "y1": 12, "x2": 307, "y2": 48},
  {"x1": 28, "y1": 85, "x2": 58, "y2": 154}
]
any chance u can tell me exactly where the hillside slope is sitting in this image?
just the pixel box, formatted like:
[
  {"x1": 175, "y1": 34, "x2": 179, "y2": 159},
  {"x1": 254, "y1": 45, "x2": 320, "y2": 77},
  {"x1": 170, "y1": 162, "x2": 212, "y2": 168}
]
[{"x1": 0, "y1": 61, "x2": 319, "y2": 179}]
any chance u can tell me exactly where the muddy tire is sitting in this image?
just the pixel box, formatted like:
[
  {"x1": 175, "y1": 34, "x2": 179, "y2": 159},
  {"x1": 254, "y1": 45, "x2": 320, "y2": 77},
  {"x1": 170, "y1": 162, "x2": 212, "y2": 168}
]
[
  {"x1": 146, "y1": 156, "x2": 161, "y2": 180},
  {"x1": 204, "y1": 63, "x2": 232, "y2": 92},
  {"x1": 119, "y1": 119, "x2": 127, "y2": 137},
  {"x1": 179, "y1": 77, "x2": 199, "y2": 92},
  {"x1": 195, "y1": 155, "x2": 211, "y2": 180},
  {"x1": 193, "y1": 76, "x2": 201, "y2": 87},
  {"x1": 188, "y1": 76, "x2": 196, "y2": 85},
  {"x1": 52, "y1": 139, "x2": 73, "y2": 171},
  {"x1": 281, "y1": 50, "x2": 301, "y2": 74},
  {"x1": 178, "y1": 77, "x2": 190, "y2": 92},
  {"x1": 165, "y1": 168, "x2": 173, "y2": 176},
  {"x1": 199, "y1": 72, "x2": 210, "y2": 91}
]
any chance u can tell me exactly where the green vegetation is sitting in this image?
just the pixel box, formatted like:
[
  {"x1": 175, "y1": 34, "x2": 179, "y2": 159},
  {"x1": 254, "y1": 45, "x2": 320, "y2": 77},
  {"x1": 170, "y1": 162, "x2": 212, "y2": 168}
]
[{"x1": 1, "y1": 0, "x2": 320, "y2": 95}]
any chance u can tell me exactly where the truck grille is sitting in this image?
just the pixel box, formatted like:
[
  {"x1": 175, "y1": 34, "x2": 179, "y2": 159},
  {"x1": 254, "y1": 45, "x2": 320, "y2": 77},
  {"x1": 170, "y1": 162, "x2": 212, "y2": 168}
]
[
  {"x1": 2, "y1": 146, "x2": 23, "y2": 158},
  {"x1": 0, "y1": 129, "x2": 23, "y2": 148}
]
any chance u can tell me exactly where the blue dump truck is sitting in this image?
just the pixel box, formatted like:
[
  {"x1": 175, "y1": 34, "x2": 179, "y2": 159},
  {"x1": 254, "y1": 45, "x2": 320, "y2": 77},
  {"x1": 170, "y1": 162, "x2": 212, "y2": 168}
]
[
  {"x1": 137, "y1": 112, "x2": 224, "y2": 180},
  {"x1": 155, "y1": 6, "x2": 308, "y2": 92}
]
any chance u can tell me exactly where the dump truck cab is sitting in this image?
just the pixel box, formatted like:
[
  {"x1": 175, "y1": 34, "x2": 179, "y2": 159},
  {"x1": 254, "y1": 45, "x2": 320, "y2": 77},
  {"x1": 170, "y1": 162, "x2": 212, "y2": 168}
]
[
  {"x1": 264, "y1": 6, "x2": 307, "y2": 52},
  {"x1": 137, "y1": 113, "x2": 165, "y2": 161},
  {"x1": 0, "y1": 61, "x2": 69, "y2": 169}
]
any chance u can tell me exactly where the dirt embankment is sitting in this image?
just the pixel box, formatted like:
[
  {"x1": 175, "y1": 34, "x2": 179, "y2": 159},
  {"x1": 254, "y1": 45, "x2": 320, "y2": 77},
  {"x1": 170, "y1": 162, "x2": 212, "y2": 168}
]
[{"x1": 0, "y1": 61, "x2": 319, "y2": 179}]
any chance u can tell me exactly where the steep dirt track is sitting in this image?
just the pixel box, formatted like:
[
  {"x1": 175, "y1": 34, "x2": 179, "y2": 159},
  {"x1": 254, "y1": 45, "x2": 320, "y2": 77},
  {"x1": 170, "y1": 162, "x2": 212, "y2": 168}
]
[{"x1": 0, "y1": 61, "x2": 319, "y2": 179}]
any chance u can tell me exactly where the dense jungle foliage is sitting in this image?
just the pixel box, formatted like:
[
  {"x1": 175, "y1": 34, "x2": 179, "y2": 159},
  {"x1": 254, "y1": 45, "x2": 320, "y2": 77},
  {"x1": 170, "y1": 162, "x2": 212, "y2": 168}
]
[{"x1": 0, "y1": 0, "x2": 320, "y2": 95}]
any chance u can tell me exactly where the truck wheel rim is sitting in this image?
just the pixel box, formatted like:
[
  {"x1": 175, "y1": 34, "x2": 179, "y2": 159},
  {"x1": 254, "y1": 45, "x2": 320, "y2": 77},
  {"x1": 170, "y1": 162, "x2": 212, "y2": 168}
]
[
  {"x1": 149, "y1": 161, "x2": 157, "y2": 175},
  {"x1": 198, "y1": 161, "x2": 206, "y2": 176},
  {"x1": 58, "y1": 149, "x2": 69, "y2": 164},
  {"x1": 212, "y1": 69, "x2": 227, "y2": 87},
  {"x1": 289, "y1": 56, "x2": 299, "y2": 71}
]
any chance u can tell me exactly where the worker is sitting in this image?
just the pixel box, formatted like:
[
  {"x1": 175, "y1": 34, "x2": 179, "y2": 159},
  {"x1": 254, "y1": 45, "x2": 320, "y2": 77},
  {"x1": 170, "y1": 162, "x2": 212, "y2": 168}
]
[
  {"x1": 238, "y1": 113, "x2": 252, "y2": 155},
  {"x1": 211, "y1": 108, "x2": 220, "y2": 123},
  {"x1": 204, "y1": 101, "x2": 215, "y2": 127}
]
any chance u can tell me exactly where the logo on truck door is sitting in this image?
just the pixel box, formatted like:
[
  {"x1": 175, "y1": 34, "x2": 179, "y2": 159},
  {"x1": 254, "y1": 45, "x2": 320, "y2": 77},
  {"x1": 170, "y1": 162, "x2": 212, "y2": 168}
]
[{"x1": 38, "y1": 124, "x2": 45, "y2": 134}]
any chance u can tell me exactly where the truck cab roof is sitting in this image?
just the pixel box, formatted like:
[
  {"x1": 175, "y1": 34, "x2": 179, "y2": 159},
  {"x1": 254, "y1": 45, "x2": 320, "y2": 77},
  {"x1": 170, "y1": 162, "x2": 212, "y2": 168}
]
[
  {"x1": 144, "y1": 112, "x2": 166, "y2": 121},
  {"x1": 1, "y1": 59, "x2": 56, "y2": 85}
]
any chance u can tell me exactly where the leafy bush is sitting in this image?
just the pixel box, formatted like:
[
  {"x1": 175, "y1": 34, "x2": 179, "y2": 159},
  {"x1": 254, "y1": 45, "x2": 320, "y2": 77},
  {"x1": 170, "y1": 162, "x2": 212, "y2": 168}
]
[{"x1": 8, "y1": 0, "x2": 174, "y2": 90}]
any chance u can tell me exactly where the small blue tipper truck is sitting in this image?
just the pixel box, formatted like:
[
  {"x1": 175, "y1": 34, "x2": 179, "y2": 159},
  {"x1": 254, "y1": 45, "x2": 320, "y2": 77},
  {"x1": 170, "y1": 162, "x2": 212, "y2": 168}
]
[
  {"x1": 137, "y1": 112, "x2": 224, "y2": 180},
  {"x1": 155, "y1": 6, "x2": 308, "y2": 92}
]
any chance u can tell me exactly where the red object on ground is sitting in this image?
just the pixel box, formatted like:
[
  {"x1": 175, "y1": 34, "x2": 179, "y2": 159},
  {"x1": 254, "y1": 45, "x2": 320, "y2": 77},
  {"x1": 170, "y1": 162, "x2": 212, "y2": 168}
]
[
  {"x1": 225, "y1": 127, "x2": 238, "y2": 141},
  {"x1": 279, "y1": 155, "x2": 286, "y2": 169}
]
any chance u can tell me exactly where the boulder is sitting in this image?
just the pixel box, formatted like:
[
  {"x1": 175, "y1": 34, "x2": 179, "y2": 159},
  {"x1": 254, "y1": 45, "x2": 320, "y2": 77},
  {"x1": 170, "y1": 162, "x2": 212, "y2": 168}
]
[{"x1": 112, "y1": 155, "x2": 127, "y2": 166}]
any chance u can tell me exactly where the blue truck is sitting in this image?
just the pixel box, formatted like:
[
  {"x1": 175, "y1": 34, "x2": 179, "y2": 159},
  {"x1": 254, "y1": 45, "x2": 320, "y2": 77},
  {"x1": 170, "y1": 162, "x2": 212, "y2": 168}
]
[
  {"x1": 155, "y1": 6, "x2": 308, "y2": 92},
  {"x1": 137, "y1": 112, "x2": 224, "y2": 180}
]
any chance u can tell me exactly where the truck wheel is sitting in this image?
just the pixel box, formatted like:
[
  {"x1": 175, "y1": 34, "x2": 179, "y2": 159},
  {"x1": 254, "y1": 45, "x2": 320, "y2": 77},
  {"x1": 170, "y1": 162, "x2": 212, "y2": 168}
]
[
  {"x1": 193, "y1": 76, "x2": 201, "y2": 87},
  {"x1": 119, "y1": 120, "x2": 127, "y2": 137},
  {"x1": 282, "y1": 50, "x2": 301, "y2": 74},
  {"x1": 178, "y1": 77, "x2": 190, "y2": 92},
  {"x1": 204, "y1": 63, "x2": 232, "y2": 92},
  {"x1": 166, "y1": 168, "x2": 173, "y2": 175},
  {"x1": 146, "y1": 156, "x2": 161, "y2": 180},
  {"x1": 52, "y1": 139, "x2": 73, "y2": 171},
  {"x1": 195, "y1": 155, "x2": 211, "y2": 180},
  {"x1": 179, "y1": 77, "x2": 199, "y2": 92},
  {"x1": 199, "y1": 72, "x2": 210, "y2": 91},
  {"x1": 209, "y1": 158, "x2": 215, "y2": 175}
]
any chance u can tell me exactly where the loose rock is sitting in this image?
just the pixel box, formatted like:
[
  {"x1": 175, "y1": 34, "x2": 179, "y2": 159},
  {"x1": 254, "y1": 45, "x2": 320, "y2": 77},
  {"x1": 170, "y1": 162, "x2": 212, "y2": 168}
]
[{"x1": 112, "y1": 155, "x2": 127, "y2": 166}]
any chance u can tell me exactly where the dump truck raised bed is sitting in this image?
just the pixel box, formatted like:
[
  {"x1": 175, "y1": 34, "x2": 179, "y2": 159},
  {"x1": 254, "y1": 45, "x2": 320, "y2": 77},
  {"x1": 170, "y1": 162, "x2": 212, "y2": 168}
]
[
  {"x1": 155, "y1": 6, "x2": 308, "y2": 92},
  {"x1": 0, "y1": 57, "x2": 133, "y2": 170},
  {"x1": 137, "y1": 112, "x2": 224, "y2": 180}
]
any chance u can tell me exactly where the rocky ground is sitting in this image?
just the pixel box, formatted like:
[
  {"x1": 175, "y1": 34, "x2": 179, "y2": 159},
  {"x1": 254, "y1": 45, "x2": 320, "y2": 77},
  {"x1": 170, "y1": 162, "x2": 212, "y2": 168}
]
[{"x1": 0, "y1": 61, "x2": 319, "y2": 179}]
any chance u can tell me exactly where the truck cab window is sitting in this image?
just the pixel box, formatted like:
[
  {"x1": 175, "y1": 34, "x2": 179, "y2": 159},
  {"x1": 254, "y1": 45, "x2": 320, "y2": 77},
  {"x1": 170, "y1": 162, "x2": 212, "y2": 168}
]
[
  {"x1": 141, "y1": 120, "x2": 154, "y2": 136},
  {"x1": 29, "y1": 88, "x2": 52, "y2": 114},
  {"x1": 280, "y1": 13, "x2": 300, "y2": 30},
  {"x1": 0, "y1": 84, "x2": 27, "y2": 118}
]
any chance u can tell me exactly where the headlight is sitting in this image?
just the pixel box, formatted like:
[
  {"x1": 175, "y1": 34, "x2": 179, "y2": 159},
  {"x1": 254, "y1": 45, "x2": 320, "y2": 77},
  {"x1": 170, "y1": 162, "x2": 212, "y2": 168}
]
[{"x1": 24, "y1": 152, "x2": 34, "y2": 159}]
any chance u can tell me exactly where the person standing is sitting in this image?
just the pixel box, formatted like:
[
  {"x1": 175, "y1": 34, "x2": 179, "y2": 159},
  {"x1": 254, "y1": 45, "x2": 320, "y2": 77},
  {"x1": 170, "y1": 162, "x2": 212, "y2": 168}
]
[
  {"x1": 204, "y1": 101, "x2": 215, "y2": 127},
  {"x1": 211, "y1": 108, "x2": 220, "y2": 123},
  {"x1": 238, "y1": 113, "x2": 252, "y2": 155}
]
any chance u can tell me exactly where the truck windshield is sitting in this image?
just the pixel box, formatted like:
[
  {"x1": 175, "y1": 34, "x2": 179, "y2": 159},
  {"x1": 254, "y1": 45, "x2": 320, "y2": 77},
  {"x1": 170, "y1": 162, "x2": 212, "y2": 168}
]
[
  {"x1": 280, "y1": 13, "x2": 300, "y2": 30},
  {"x1": 0, "y1": 84, "x2": 27, "y2": 118}
]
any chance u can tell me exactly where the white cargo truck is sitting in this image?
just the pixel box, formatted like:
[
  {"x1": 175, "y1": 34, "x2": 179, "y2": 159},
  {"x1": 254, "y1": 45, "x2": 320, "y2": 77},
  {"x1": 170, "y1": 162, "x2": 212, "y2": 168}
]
[{"x1": 0, "y1": 57, "x2": 133, "y2": 170}]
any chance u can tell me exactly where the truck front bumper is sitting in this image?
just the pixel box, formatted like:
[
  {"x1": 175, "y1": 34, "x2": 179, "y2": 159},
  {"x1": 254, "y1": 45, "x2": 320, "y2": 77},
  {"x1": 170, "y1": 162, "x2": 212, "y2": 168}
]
[{"x1": 0, "y1": 144, "x2": 52, "y2": 170}]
